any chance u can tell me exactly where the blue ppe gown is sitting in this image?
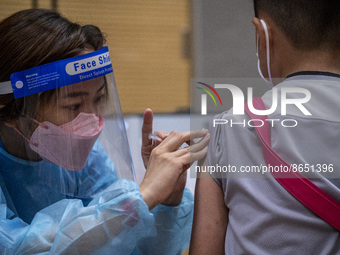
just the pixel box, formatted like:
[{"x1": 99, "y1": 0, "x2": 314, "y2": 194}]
[{"x1": 0, "y1": 140, "x2": 194, "y2": 254}]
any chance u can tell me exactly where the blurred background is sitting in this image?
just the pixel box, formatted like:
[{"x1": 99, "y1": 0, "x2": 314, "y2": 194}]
[{"x1": 0, "y1": 0, "x2": 262, "y2": 192}]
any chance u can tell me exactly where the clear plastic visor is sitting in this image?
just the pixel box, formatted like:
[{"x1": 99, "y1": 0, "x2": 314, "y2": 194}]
[{"x1": 0, "y1": 48, "x2": 135, "y2": 199}]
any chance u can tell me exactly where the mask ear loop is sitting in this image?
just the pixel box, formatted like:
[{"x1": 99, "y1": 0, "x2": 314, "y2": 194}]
[
  {"x1": 13, "y1": 127, "x2": 38, "y2": 147},
  {"x1": 256, "y1": 34, "x2": 267, "y2": 81},
  {"x1": 260, "y1": 19, "x2": 273, "y2": 86},
  {"x1": 12, "y1": 119, "x2": 48, "y2": 147},
  {"x1": 31, "y1": 118, "x2": 49, "y2": 129}
]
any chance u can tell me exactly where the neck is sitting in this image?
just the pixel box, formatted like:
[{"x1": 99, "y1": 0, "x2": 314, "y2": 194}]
[{"x1": 274, "y1": 45, "x2": 340, "y2": 79}]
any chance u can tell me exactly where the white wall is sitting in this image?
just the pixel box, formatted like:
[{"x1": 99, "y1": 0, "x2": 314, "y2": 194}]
[{"x1": 124, "y1": 114, "x2": 198, "y2": 194}]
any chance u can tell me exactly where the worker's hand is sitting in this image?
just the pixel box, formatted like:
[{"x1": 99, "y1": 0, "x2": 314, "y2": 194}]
[
  {"x1": 141, "y1": 108, "x2": 168, "y2": 169},
  {"x1": 140, "y1": 108, "x2": 190, "y2": 207},
  {"x1": 139, "y1": 129, "x2": 210, "y2": 210},
  {"x1": 160, "y1": 170, "x2": 187, "y2": 207}
]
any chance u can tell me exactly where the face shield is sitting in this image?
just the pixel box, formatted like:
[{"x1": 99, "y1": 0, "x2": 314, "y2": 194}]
[{"x1": 0, "y1": 47, "x2": 135, "y2": 200}]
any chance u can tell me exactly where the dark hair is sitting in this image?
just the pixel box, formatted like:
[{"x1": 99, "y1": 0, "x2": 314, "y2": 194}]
[
  {"x1": 0, "y1": 9, "x2": 106, "y2": 122},
  {"x1": 253, "y1": 0, "x2": 340, "y2": 50}
]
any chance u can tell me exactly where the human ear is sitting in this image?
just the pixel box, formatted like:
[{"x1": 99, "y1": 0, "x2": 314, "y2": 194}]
[{"x1": 252, "y1": 17, "x2": 268, "y2": 53}]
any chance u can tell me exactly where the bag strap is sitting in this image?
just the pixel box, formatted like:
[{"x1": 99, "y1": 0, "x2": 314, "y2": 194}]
[{"x1": 244, "y1": 97, "x2": 340, "y2": 231}]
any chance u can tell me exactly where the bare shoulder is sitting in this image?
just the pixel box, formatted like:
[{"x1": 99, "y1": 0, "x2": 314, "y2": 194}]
[{"x1": 189, "y1": 164, "x2": 228, "y2": 255}]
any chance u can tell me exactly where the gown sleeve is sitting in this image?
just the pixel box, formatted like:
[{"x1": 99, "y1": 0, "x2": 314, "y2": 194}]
[
  {"x1": 0, "y1": 179, "x2": 156, "y2": 255},
  {"x1": 133, "y1": 188, "x2": 194, "y2": 255},
  {"x1": 0, "y1": 140, "x2": 194, "y2": 254}
]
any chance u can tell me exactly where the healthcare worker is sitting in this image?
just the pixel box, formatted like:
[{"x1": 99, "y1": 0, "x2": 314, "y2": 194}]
[{"x1": 0, "y1": 9, "x2": 210, "y2": 254}]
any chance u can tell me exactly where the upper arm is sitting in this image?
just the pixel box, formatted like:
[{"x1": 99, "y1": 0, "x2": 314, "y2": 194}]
[{"x1": 189, "y1": 171, "x2": 228, "y2": 255}]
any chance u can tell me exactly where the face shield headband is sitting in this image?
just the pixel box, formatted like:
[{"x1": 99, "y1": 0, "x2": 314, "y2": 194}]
[{"x1": 0, "y1": 46, "x2": 113, "y2": 98}]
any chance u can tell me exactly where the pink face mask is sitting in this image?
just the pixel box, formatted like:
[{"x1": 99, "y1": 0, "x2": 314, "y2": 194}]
[{"x1": 16, "y1": 113, "x2": 104, "y2": 170}]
